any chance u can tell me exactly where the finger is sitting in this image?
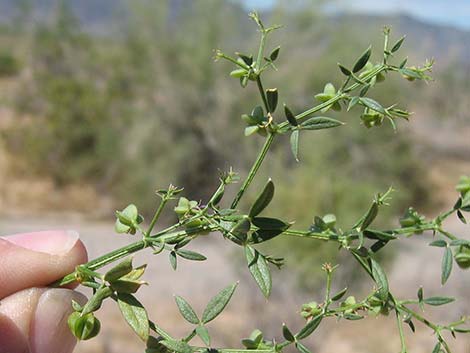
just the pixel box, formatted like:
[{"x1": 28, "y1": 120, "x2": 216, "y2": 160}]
[
  {"x1": 0, "y1": 287, "x2": 87, "y2": 353},
  {"x1": 0, "y1": 230, "x2": 88, "y2": 299}
]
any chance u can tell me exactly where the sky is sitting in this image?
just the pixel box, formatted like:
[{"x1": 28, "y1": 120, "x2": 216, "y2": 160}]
[{"x1": 241, "y1": 0, "x2": 470, "y2": 30}]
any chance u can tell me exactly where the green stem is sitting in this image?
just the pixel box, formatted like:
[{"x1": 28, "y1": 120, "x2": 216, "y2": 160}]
[
  {"x1": 399, "y1": 305, "x2": 439, "y2": 331},
  {"x1": 278, "y1": 64, "x2": 388, "y2": 129},
  {"x1": 255, "y1": 31, "x2": 267, "y2": 71},
  {"x1": 231, "y1": 133, "x2": 275, "y2": 209},
  {"x1": 52, "y1": 224, "x2": 217, "y2": 287},
  {"x1": 395, "y1": 309, "x2": 407, "y2": 353},
  {"x1": 146, "y1": 197, "x2": 169, "y2": 237}
]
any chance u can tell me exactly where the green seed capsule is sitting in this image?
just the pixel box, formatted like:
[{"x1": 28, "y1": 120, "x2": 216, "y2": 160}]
[
  {"x1": 455, "y1": 246, "x2": 470, "y2": 269},
  {"x1": 68, "y1": 312, "x2": 101, "y2": 341}
]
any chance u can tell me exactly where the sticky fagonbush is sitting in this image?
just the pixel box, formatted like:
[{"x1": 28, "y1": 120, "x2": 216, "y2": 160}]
[{"x1": 53, "y1": 12, "x2": 470, "y2": 353}]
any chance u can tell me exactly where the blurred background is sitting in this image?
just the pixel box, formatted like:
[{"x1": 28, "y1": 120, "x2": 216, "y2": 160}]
[{"x1": 0, "y1": 0, "x2": 469, "y2": 352}]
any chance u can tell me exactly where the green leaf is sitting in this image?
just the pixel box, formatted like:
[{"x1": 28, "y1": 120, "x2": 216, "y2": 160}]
[
  {"x1": 359, "y1": 97, "x2": 386, "y2": 115},
  {"x1": 299, "y1": 117, "x2": 343, "y2": 131},
  {"x1": 347, "y1": 96, "x2": 360, "y2": 111},
  {"x1": 230, "y1": 69, "x2": 248, "y2": 78},
  {"x1": 360, "y1": 202, "x2": 379, "y2": 231},
  {"x1": 450, "y1": 239, "x2": 470, "y2": 246},
  {"x1": 176, "y1": 249, "x2": 207, "y2": 261},
  {"x1": 160, "y1": 339, "x2": 193, "y2": 353},
  {"x1": 245, "y1": 125, "x2": 259, "y2": 136},
  {"x1": 429, "y1": 240, "x2": 447, "y2": 248},
  {"x1": 295, "y1": 342, "x2": 312, "y2": 353},
  {"x1": 399, "y1": 68, "x2": 422, "y2": 80},
  {"x1": 391, "y1": 36, "x2": 406, "y2": 53},
  {"x1": 229, "y1": 217, "x2": 251, "y2": 244},
  {"x1": 431, "y1": 342, "x2": 441, "y2": 353},
  {"x1": 417, "y1": 286, "x2": 424, "y2": 311},
  {"x1": 81, "y1": 287, "x2": 113, "y2": 315},
  {"x1": 296, "y1": 315, "x2": 322, "y2": 340},
  {"x1": 363, "y1": 230, "x2": 396, "y2": 241},
  {"x1": 338, "y1": 64, "x2": 351, "y2": 76},
  {"x1": 250, "y1": 229, "x2": 285, "y2": 244},
  {"x1": 249, "y1": 179, "x2": 275, "y2": 218},
  {"x1": 266, "y1": 88, "x2": 278, "y2": 113},
  {"x1": 117, "y1": 293, "x2": 149, "y2": 341},
  {"x1": 370, "y1": 258, "x2": 389, "y2": 301},
  {"x1": 111, "y1": 278, "x2": 146, "y2": 294},
  {"x1": 282, "y1": 324, "x2": 295, "y2": 342},
  {"x1": 201, "y1": 282, "x2": 238, "y2": 324},
  {"x1": 290, "y1": 130, "x2": 300, "y2": 162},
  {"x1": 441, "y1": 247, "x2": 453, "y2": 285},
  {"x1": 252, "y1": 217, "x2": 289, "y2": 230},
  {"x1": 196, "y1": 325, "x2": 211, "y2": 346},
  {"x1": 105, "y1": 257, "x2": 134, "y2": 282},
  {"x1": 284, "y1": 104, "x2": 298, "y2": 126},
  {"x1": 270, "y1": 46, "x2": 280, "y2": 61},
  {"x1": 331, "y1": 287, "x2": 348, "y2": 301},
  {"x1": 353, "y1": 46, "x2": 371, "y2": 73},
  {"x1": 174, "y1": 296, "x2": 199, "y2": 324},
  {"x1": 169, "y1": 251, "x2": 177, "y2": 270},
  {"x1": 423, "y1": 296, "x2": 455, "y2": 306},
  {"x1": 245, "y1": 246, "x2": 272, "y2": 298}
]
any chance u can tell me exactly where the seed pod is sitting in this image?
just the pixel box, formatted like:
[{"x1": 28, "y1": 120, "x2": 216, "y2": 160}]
[
  {"x1": 455, "y1": 246, "x2": 470, "y2": 269},
  {"x1": 68, "y1": 312, "x2": 101, "y2": 341}
]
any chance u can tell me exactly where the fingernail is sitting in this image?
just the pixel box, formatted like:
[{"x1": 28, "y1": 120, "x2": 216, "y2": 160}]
[
  {"x1": 1, "y1": 230, "x2": 79, "y2": 255},
  {"x1": 31, "y1": 288, "x2": 87, "y2": 353}
]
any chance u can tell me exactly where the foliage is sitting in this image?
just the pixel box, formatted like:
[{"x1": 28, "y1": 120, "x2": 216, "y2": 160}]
[{"x1": 48, "y1": 12, "x2": 470, "y2": 353}]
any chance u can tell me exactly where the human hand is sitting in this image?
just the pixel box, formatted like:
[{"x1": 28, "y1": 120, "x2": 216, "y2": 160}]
[{"x1": 0, "y1": 230, "x2": 88, "y2": 353}]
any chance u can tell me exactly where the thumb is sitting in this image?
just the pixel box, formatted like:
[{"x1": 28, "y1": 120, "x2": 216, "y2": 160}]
[{"x1": 0, "y1": 287, "x2": 86, "y2": 353}]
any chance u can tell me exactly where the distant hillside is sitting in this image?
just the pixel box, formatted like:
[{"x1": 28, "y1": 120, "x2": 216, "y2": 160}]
[{"x1": 0, "y1": 0, "x2": 468, "y2": 66}]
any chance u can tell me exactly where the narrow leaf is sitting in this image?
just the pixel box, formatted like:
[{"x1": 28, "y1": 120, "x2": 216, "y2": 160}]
[
  {"x1": 423, "y1": 296, "x2": 455, "y2": 306},
  {"x1": 295, "y1": 343, "x2": 311, "y2": 353},
  {"x1": 270, "y1": 46, "x2": 280, "y2": 61},
  {"x1": 249, "y1": 179, "x2": 275, "y2": 217},
  {"x1": 196, "y1": 325, "x2": 211, "y2": 346},
  {"x1": 175, "y1": 296, "x2": 199, "y2": 324},
  {"x1": 370, "y1": 258, "x2": 389, "y2": 301},
  {"x1": 160, "y1": 339, "x2": 193, "y2": 353},
  {"x1": 284, "y1": 104, "x2": 298, "y2": 126},
  {"x1": 201, "y1": 283, "x2": 238, "y2": 324},
  {"x1": 441, "y1": 247, "x2": 453, "y2": 285},
  {"x1": 353, "y1": 46, "x2": 371, "y2": 73},
  {"x1": 432, "y1": 342, "x2": 441, "y2": 353},
  {"x1": 266, "y1": 88, "x2": 278, "y2": 113},
  {"x1": 338, "y1": 64, "x2": 351, "y2": 76},
  {"x1": 360, "y1": 202, "x2": 379, "y2": 231},
  {"x1": 391, "y1": 36, "x2": 406, "y2": 53},
  {"x1": 331, "y1": 287, "x2": 348, "y2": 301},
  {"x1": 176, "y1": 249, "x2": 207, "y2": 261},
  {"x1": 299, "y1": 117, "x2": 343, "y2": 131},
  {"x1": 360, "y1": 97, "x2": 386, "y2": 114},
  {"x1": 245, "y1": 246, "x2": 272, "y2": 298},
  {"x1": 296, "y1": 315, "x2": 322, "y2": 340},
  {"x1": 250, "y1": 229, "x2": 285, "y2": 244},
  {"x1": 290, "y1": 130, "x2": 300, "y2": 162},
  {"x1": 117, "y1": 293, "x2": 149, "y2": 341},
  {"x1": 282, "y1": 324, "x2": 295, "y2": 342},
  {"x1": 169, "y1": 251, "x2": 177, "y2": 270},
  {"x1": 252, "y1": 217, "x2": 289, "y2": 230},
  {"x1": 429, "y1": 240, "x2": 447, "y2": 248}
]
